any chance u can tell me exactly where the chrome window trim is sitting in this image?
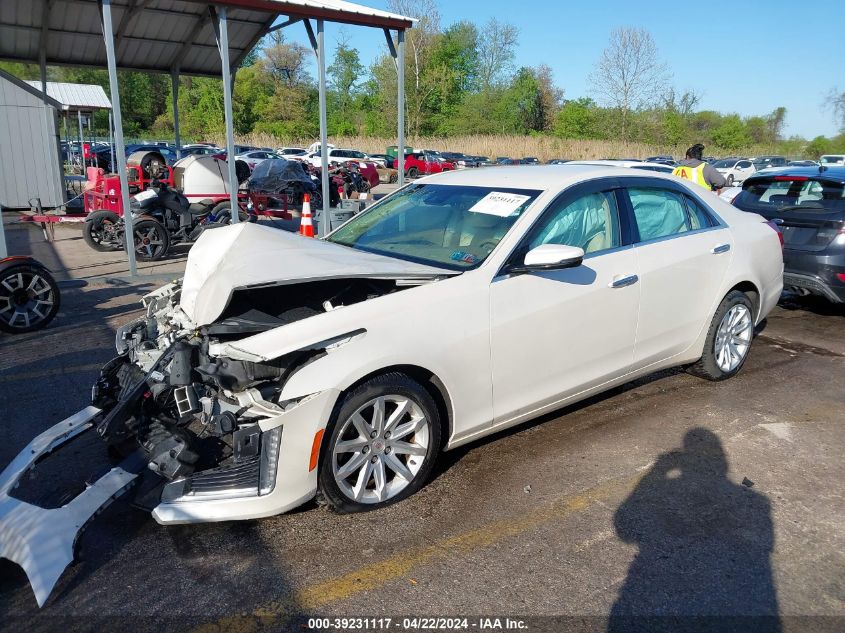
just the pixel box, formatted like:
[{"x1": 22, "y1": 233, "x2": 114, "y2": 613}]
[{"x1": 632, "y1": 224, "x2": 728, "y2": 249}]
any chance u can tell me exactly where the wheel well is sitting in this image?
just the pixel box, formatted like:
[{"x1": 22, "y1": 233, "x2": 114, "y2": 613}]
[
  {"x1": 729, "y1": 281, "x2": 760, "y2": 319},
  {"x1": 342, "y1": 365, "x2": 453, "y2": 448}
]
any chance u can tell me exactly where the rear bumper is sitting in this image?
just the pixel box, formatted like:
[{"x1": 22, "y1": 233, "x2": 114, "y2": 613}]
[{"x1": 783, "y1": 248, "x2": 845, "y2": 303}]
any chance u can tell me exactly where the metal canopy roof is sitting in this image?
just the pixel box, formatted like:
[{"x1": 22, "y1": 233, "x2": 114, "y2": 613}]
[
  {"x1": 22, "y1": 80, "x2": 112, "y2": 110},
  {"x1": 0, "y1": 0, "x2": 414, "y2": 77}
]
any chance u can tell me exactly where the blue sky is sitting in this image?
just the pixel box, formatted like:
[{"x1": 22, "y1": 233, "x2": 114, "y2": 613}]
[{"x1": 284, "y1": 0, "x2": 843, "y2": 139}]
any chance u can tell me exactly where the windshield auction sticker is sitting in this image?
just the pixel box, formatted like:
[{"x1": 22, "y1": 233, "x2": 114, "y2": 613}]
[{"x1": 469, "y1": 191, "x2": 531, "y2": 217}]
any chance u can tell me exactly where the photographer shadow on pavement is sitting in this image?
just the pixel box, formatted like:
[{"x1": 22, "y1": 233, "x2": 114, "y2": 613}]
[{"x1": 608, "y1": 428, "x2": 780, "y2": 633}]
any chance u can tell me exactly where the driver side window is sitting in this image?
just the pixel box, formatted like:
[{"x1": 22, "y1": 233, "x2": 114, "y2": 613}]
[{"x1": 529, "y1": 190, "x2": 621, "y2": 254}]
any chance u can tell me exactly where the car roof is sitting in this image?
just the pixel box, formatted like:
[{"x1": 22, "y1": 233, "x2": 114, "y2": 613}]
[
  {"x1": 418, "y1": 164, "x2": 676, "y2": 191},
  {"x1": 745, "y1": 166, "x2": 845, "y2": 182},
  {"x1": 566, "y1": 159, "x2": 672, "y2": 170}
]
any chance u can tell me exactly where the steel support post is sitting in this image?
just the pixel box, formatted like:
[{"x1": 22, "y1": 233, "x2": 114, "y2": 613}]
[
  {"x1": 397, "y1": 30, "x2": 406, "y2": 188},
  {"x1": 316, "y1": 19, "x2": 330, "y2": 236},
  {"x1": 100, "y1": 0, "x2": 137, "y2": 276},
  {"x1": 171, "y1": 70, "x2": 181, "y2": 159},
  {"x1": 216, "y1": 7, "x2": 239, "y2": 223}
]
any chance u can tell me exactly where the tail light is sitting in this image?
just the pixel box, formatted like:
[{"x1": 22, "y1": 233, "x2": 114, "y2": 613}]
[
  {"x1": 837, "y1": 273, "x2": 845, "y2": 283},
  {"x1": 766, "y1": 220, "x2": 784, "y2": 248}
]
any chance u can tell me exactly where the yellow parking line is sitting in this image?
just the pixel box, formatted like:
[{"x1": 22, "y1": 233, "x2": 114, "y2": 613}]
[
  {"x1": 191, "y1": 472, "x2": 643, "y2": 633},
  {"x1": 0, "y1": 363, "x2": 103, "y2": 383}
]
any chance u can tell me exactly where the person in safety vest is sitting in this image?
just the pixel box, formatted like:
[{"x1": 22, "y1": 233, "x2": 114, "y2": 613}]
[{"x1": 672, "y1": 144, "x2": 726, "y2": 192}]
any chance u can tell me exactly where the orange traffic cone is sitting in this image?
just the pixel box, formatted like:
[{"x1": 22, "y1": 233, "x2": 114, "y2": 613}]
[{"x1": 299, "y1": 193, "x2": 315, "y2": 238}]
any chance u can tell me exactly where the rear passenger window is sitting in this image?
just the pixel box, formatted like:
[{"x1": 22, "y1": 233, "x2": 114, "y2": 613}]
[
  {"x1": 628, "y1": 188, "x2": 692, "y2": 241},
  {"x1": 683, "y1": 195, "x2": 716, "y2": 230}
]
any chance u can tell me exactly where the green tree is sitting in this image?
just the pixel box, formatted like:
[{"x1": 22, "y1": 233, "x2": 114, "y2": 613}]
[
  {"x1": 554, "y1": 98, "x2": 598, "y2": 139},
  {"x1": 712, "y1": 115, "x2": 751, "y2": 150}
]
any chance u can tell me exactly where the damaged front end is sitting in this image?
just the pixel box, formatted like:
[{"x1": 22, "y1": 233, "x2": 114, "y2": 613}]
[{"x1": 1, "y1": 275, "x2": 421, "y2": 605}]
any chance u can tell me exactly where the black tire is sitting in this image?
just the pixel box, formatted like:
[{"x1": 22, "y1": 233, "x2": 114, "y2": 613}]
[
  {"x1": 407, "y1": 167, "x2": 419, "y2": 179},
  {"x1": 317, "y1": 373, "x2": 442, "y2": 513},
  {"x1": 211, "y1": 201, "x2": 251, "y2": 224},
  {"x1": 0, "y1": 263, "x2": 61, "y2": 333},
  {"x1": 131, "y1": 219, "x2": 170, "y2": 261},
  {"x1": 83, "y1": 211, "x2": 122, "y2": 252},
  {"x1": 688, "y1": 290, "x2": 755, "y2": 381},
  {"x1": 389, "y1": 171, "x2": 398, "y2": 184}
]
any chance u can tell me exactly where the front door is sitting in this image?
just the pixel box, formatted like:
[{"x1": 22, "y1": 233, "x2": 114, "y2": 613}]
[{"x1": 490, "y1": 183, "x2": 640, "y2": 425}]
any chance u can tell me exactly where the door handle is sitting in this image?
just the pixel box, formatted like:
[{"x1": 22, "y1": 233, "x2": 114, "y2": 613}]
[
  {"x1": 711, "y1": 243, "x2": 731, "y2": 254},
  {"x1": 609, "y1": 274, "x2": 639, "y2": 289}
]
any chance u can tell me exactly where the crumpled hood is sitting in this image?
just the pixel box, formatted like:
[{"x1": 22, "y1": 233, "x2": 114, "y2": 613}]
[{"x1": 180, "y1": 223, "x2": 451, "y2": 325}]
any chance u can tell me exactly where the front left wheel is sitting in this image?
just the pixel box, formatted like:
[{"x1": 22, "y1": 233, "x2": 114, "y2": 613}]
[{"x1": 318, "y1": 373, "x2": 441, "y2": 513}]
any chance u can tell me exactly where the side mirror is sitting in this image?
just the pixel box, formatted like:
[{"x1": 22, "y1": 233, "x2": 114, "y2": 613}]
[{"x1": 507, "y1": 244, "x2": 585, "y2": 274}]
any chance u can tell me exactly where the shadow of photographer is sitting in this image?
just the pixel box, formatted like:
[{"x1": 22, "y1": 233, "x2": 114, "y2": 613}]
[{"x1": 609, "y1": 428, "x2": 780, "y2": 633}]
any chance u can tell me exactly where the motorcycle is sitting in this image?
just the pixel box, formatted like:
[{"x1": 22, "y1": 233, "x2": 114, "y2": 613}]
[{"x1": 83, "y1": 181, "x2": 254, "y2": 261}]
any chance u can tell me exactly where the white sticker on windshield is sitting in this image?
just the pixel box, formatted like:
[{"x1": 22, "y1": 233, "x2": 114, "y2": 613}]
[{"x1": 469, "y1": 191, "x2": 531, "y2": 217}]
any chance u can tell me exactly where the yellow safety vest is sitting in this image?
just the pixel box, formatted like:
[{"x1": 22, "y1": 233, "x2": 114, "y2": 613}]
[{"x1": 672, "y1": 163, "x2": 710, "y2": 189}]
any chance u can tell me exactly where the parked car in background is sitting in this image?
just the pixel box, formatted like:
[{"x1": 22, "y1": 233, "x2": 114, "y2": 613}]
[
  {"x1": 472, "y1": 156, "x2": 493, "y2": 167},
  {"x1": 820, "y1": 155, "x2": 845, "y2": 167},
  {"x1": 402, "y1": 151, "x2": 450, "y2": 178},
  {"x1": 646, "y1": 155, "x2": 676, "y2": 166},
  {"x1": 565, "y1": 160, "x2": 674, "y2": 174},
  {"x1": 712, "y1": 158, "x2": 756, "y2": 186},
  {"x1": 368, "y1": 153, "x2": 395, "y2": 169},
  {"x1": 521, "y1": 157, "x2": 540, "y2": 165},
  {"x1": 182, "y1": 145, "x2": 220, "y2": 157},
  {"x1": 276, "y1": 147, "x2": 307, "y2": 158},
  {"x1": 235, "y1": 149, "x2": 284, "y2": 171},
  {"x1": 496, "y1": 157, "x2": 514, "y2": 165},
  {"x1": 547, "y1": 159, "x2": 569, "y2": 165},
  {"x1": 733, "y1": 166, "x2": 845, "y2": 302},
  {"x1": 752, "y1": 155, "x2": 787, "y2": 170},
  {"x1": 440, "y1": 152, "x2": 477, "y2": 168},
  {"x1": 788, "y1": 160, "x2": 819, "y2": 167}
]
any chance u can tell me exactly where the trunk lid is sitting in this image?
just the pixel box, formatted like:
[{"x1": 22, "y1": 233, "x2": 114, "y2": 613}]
[{"x1": 733, "y1": 176, "x2": 845, "y2": 251}]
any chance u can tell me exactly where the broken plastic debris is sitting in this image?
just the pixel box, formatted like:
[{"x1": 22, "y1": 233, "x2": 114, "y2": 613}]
[{"x1": 742, "y1": 477, "x2": 754, "y2": 488}]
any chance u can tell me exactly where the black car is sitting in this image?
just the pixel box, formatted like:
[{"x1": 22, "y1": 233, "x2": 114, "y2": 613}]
[
  {"x1": 520, "y1": 157, "x2": 540, "y2": 165},
  {"x1": 733, "y1": 166, "x2": 845, "y2": 303}
]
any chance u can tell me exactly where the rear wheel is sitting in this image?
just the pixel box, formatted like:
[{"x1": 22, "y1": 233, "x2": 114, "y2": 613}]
[
  {"x1": 0, "y1": 263, "x2": 61, "y2": 333},
  {"x1": 318, "y1": 373, "x2": 441, "y2": 513},
  {"x1": 688, "y1": 291, "x2": 754, "y2": 381},
  {"x1": 211, "y1": 201, "x2": 252, "y2": 223},
  {"x1": 83, "y1": 212, "x2": 122, "y2": 251},
  {"x1": 407, "y1": 166, "x2": 419, "y2": 178},
  {"x1": 132, "y1": 219, "x2": 170, "y2": 261}
]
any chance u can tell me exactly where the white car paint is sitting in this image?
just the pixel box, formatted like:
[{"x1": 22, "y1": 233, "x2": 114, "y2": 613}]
[
  {"x1": 303, "y1": 148, "x2": 379, "y2": 170},
  {"x1": 235, "y1": 149, "x2": 282, "y2": 171},
  {"x1": 0, "y1": 165, "x2": 784, "y2": 606},
  {"x1": 565, "y1": 159, "x2": 674, "y2": 174},
  {"x1": 713, "y1": 158, "x2": 756, "y2": 186}
]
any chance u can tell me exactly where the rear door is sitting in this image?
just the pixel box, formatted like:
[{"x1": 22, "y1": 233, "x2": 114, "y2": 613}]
[{"x1": 619, "y1": 177, "x2": 734, "y2": 367}]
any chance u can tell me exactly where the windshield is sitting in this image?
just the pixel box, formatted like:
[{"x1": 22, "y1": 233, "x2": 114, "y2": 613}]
[{"x1": 327, "y1": 184, "x2": 542, "y2": 270}]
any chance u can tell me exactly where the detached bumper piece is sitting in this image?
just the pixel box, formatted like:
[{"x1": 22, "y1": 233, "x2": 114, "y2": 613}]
[{"x1": 0, "y1": 407, "x2": 141, "y2": 607}]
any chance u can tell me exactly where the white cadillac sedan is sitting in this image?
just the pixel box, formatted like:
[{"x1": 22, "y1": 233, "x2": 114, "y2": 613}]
[{"x1": 0, "y1": 166, "x2": 783, "y2": 605}]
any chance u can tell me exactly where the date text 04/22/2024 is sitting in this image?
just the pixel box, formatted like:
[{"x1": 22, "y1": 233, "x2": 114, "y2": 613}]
[{"x1": 307, "y1": 617, "x2": 529, "y2": 630}]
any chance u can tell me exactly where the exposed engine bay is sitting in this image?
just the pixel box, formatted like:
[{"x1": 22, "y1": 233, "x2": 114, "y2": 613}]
[{"x1": 93, "y1": 277, "x2": 406, "y2": 487}]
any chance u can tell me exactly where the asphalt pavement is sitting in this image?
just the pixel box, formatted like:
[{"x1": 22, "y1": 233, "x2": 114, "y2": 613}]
[{"x1": 0, "y1": 223, "x2": 843, "y2": 633}]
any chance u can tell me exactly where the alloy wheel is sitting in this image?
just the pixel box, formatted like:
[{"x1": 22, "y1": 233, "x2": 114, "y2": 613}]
[
  {"x1": 0, "y1": 270, "x2": 56, "y2": 330},
  {"x1": 332, "y1": 395, "x2": 431, "y2": 504},
  {"x1": 714, "y1": 304, "x2": 752, "y2": 373}
]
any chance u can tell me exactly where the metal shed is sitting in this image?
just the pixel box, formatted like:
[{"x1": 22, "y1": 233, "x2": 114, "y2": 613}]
[
  {"x1": 0, "y1": 69, "x2": 64, "y2": 239},
  {"x1": 0, "y1": 0, "x2": 415, "y2": 273}
]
